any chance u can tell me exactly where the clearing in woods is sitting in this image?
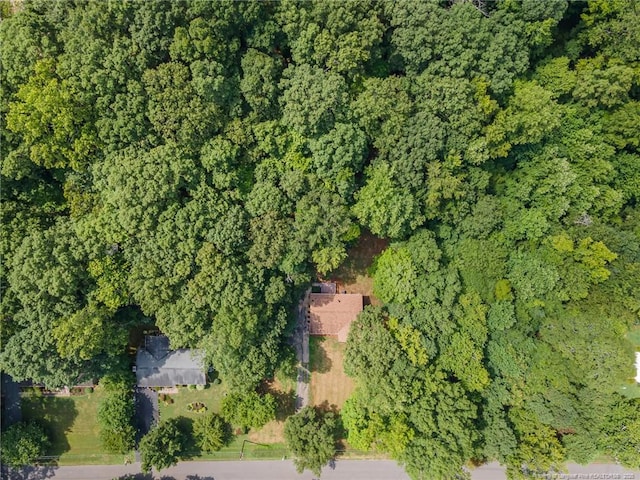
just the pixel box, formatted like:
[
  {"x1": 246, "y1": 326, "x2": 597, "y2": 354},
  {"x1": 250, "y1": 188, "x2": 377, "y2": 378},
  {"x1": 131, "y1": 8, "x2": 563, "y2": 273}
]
[{"x1": 330, "y1": 231, "x2": 389, "y2": 306}]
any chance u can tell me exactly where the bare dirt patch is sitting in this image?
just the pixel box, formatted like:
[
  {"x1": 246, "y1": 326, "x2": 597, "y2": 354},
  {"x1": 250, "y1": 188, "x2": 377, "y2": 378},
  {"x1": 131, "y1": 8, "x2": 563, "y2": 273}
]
[{"x1": 248, "y1": 419, "x2": 286, "y2": 444}]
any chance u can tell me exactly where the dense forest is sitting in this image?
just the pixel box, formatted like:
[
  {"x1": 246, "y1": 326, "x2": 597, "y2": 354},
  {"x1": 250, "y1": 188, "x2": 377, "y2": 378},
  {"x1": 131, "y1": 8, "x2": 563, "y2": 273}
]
[{"x1": 1, "y1": 0, "x2": 639, "y2": 478}]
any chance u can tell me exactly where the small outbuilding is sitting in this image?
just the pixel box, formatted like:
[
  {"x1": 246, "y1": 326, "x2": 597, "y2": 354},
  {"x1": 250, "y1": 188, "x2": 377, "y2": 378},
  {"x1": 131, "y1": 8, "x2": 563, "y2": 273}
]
[
  {"x1": 136, "y1": 335, "x2": 206, "y2": 388},
  {"x1": 307, "y1": 293, "x2": 363, "y2": 342}
]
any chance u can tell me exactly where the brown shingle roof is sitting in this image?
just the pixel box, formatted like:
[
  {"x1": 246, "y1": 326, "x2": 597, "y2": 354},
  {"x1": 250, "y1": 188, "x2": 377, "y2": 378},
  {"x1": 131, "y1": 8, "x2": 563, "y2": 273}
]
[{"x1": 308, "y1": 293, "x2": 363, "y2": 342}]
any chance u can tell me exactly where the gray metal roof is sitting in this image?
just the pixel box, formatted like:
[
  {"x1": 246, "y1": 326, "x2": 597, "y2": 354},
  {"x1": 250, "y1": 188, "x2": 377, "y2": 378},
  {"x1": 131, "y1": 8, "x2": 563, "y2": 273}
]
[{"x1": 136, "y1": 336, "x2": 206, "y2": 387}]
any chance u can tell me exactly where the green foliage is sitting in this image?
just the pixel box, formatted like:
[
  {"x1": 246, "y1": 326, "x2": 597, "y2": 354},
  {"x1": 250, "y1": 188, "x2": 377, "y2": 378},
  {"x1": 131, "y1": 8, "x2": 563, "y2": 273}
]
[
  {"x1": 221, "y1": 391, "x2": 276, "y2": 430},
  {"x1": 6, "y1": 58, "x2": 98, "y2": 171},
  {"x1": 353, "y1": 163, "x2": 424, "y2": 239},
  {"x1": 0, "y1": 421, "x2": 50, "y2": 467},
  {"x1": 485, "y1": 80, "x2": 562, "y2": 158},
  {"x1": 284, "y1": 406, "x2": 338, "y2": 476},
  {"x1": 1, "y1": 2, "x2": 639, "y2": 478},
  {"x1": 97, "y1": 374, "x2": 136, "y2": 454},
  {"x1": 599, "y1": 397, "x2": 640, "y2": 469},
  {"x1": 53, "y1": 303, "x2": 125, "y2": 360},
  {"x1": 372, "y1": 246, "x2": 417, "y2": 305},
  {"x1": 280, "y1": 63, "x2": 348, "y2": 137},
  {"x1": 139, "y1": 418, "x2": 186, "y2": 473},
  {"x1": 193, "y1": 412, "x2": 230, "y2": 453}
]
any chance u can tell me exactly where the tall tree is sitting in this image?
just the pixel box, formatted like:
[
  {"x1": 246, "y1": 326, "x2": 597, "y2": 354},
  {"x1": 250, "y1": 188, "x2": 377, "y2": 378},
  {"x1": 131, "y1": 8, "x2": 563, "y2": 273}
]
[{"x1": 284, "y1": 406, "x2": 338, "y2": 476}]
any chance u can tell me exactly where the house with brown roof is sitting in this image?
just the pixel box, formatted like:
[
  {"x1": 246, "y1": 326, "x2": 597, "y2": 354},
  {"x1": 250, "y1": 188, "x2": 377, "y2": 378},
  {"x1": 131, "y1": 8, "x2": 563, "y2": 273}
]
[{"x1": 307, "y1": 293, "x2": 363, "y2": 342}]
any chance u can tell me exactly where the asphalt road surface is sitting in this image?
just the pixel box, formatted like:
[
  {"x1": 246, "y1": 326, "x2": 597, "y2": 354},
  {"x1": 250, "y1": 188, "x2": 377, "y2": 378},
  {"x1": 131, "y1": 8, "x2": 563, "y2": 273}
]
[{"x1": 3, "y1": 460, "x2": 639, "y2": 480}]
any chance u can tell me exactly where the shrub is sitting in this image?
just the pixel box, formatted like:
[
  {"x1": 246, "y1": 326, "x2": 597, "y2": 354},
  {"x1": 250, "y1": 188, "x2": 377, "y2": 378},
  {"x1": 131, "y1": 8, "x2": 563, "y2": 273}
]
[
  {"x1": 85, "y1": 387, "x2": 94, "y2": 394},
  {"x1": 97, "y1": 374, "x2": 136, "y2": 454},
  {"x1": 187, "y1": 384, "x2": 197, "y2": 391},
  {"x1": 21, "y1": 386, "x2": 42, "y2": 397},
  {"x1": 196, "y1": 384, "x2": 206, "y2": 391},
  {"x1": 187, "y1": 402, "x2": 207, "y2": 413},
  {"x1": 221, "y1": 391, "x2": 276, "y2": 429},
  {"x1": 212, "y1": 378, "x2": 221, "y2": 386}
]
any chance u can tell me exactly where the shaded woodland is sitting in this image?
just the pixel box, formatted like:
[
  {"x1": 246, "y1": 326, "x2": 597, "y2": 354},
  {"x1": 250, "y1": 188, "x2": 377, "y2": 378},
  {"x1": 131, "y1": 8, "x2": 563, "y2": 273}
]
[{"x1": 1, "y1": 1, "x2": 639, "y2": 478}]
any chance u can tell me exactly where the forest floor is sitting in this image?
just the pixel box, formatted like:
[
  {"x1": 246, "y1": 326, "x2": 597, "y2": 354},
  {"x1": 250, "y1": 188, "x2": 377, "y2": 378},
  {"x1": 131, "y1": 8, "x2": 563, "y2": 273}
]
[
  {"x1": 21, "y1": 387, "x2": 129, "y2": 465},
  {"x1": 330, "y1": 231, "x2": 388, "y2": 306},
  {"x1": 309, "y1": 336, "x2": 355, "y2": 411}
]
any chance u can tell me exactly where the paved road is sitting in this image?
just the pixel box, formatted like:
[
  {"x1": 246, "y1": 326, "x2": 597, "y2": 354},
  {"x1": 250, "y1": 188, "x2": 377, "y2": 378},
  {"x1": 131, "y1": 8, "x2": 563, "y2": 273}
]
[
  {"x1": 3, "y1": 460, "x2": 639, "y2": 480},
  {"x1": 1, "y1": 460, "x2": 407, "y2": 480},
  {"x1": 472, "y1": 462, "x2": 640, "y2": 480}
]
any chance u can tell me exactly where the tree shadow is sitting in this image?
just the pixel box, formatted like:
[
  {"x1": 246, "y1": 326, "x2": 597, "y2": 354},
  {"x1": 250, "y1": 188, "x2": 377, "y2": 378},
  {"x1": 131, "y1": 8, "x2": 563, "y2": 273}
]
[
  {"x1": 173, "y1": 415, "x2": 196, "y2": 459},
  {"x1": 20, "y1": 396, "x2": 78, "y2": 457},
  {"x1": 309, "y1": 337, "x2": 332, "y2": 374},
  {"x1": 186, "y1": 476, "x2": 216, "y2": 480},
  {"x1": 1, "y1": 466, "x2": 57, "y2": 480},
  {"x1": 330, "y1": 231, "x2": 389, "y2": 285},
  {"x1": 314, "y1": 401, "x2": 345, "y2": 451},
  {"x1": 135, "y1": 387, "x2": 158, "y2": 442},
  {"x1": 272, "y1": 389, "x2": 297, "y2": 421},
  {"x1": 315, "y1": 400, "x2": 339, "y2": 416}
]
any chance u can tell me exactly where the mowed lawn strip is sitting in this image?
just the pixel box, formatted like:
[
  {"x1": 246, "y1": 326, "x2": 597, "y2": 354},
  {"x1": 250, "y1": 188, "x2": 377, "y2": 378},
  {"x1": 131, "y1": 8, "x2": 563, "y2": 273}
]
[
  {"x1": 627, "y1": 325, "x2": 640, "y2": 350},
  {"x1": 619, "y1": 326, "x2": 640, "y2": 398},
  {"x1": 157, "y1": 384, "x2": 226, "y2": 422},
  {"x1": 309, "y1": 336, "x2": 355, "y2": 410},
  {"x1": 21, "y1": 387, "x2": 127, "y2": 465}
]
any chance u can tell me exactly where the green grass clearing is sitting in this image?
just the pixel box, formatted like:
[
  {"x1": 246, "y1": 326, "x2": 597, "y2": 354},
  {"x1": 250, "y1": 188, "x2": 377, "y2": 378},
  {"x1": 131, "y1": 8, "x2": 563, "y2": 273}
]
[
  {"x1": 330, "y1": 231, "x2": 388, "y2": 306},
  {"x1": 619, "y1": 383, "x2": 640, "y2": 399},
  {"x1": 158, "y1": 384, "x2": 291, "y2": 459},
  {"x1": 627, "y1": 325, "x2": 640, "y2": 350},
  {"x1": 158, "y1": 384, "x2": 227, "y2": 422},
  {"x1": 21, "y1": 387, "x2": 131, "y2": 465}
]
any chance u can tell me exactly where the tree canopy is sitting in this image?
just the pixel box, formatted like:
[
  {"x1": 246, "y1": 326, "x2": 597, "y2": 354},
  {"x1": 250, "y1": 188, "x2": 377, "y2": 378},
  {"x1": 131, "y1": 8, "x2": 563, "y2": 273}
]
[
  {"x1": 1, "y1": 1, "x2": 639, "y2": 478},
  {"x1": 284, "y1": 406, "x2": 339, "y2": 476}
]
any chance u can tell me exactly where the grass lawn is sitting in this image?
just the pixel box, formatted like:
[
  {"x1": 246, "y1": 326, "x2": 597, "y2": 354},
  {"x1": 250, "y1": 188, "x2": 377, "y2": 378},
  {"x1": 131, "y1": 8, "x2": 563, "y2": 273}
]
[
  {"x1": 620, "y1": 325, "x2": 640, "y2": 398},
  {"x1": 21, "y1": 387, "x2": 129, "y2": 465},
  {"x1": 330, "y1": 231, "x2": 388, "y2": 306},
  {"x1": 627, "y1": 325, "x2": 640, "y2": 350},
  {"x1": 309, "y1": 336, "x2": 355, "y2": 410},
  {"x1": 158, "y1": 383, "x2": 227, "y2": 422},
  {"x1": 620, "y1": 382, "x2": 640, "y2": 399},
  {"x1": 158, "y1": 383, "x2": 291, "y2": 459}
]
